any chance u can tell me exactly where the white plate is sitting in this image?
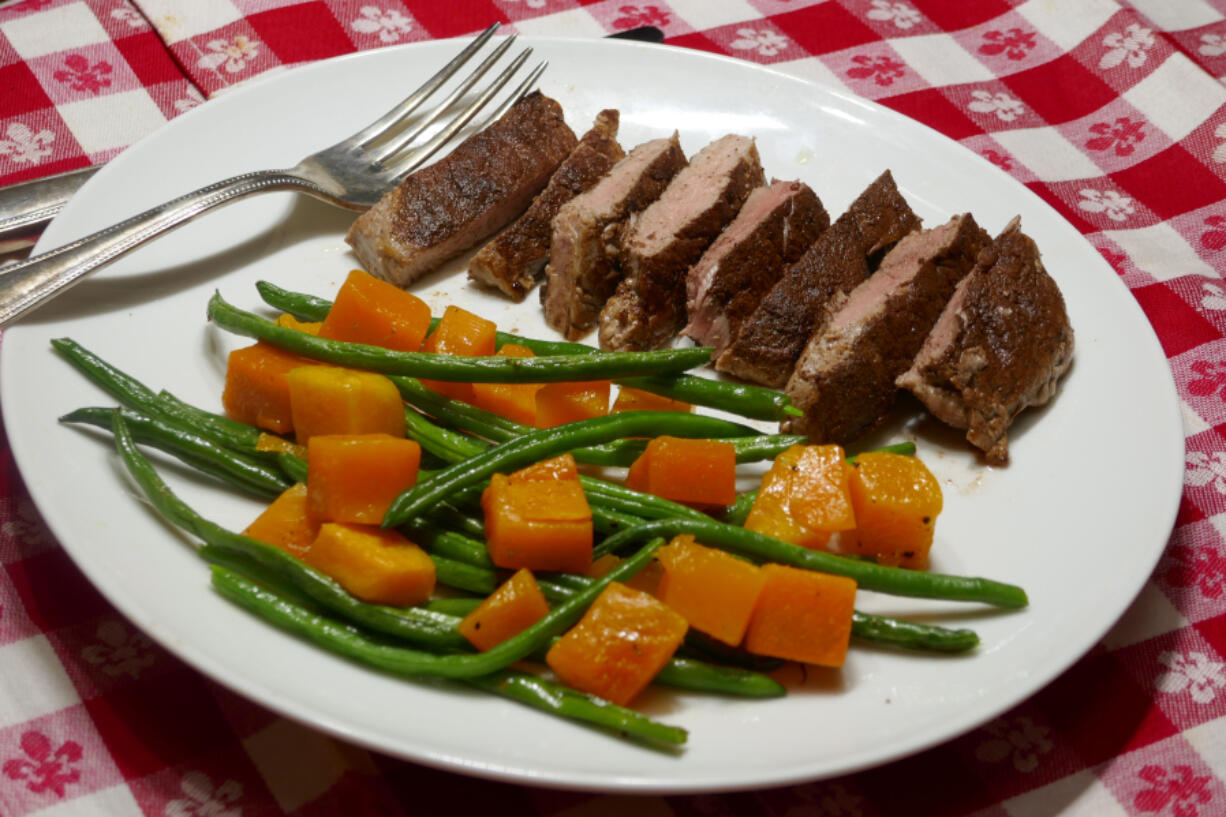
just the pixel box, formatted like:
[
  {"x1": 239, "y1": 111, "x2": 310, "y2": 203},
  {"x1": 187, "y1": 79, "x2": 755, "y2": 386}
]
[{"x1": 2, "y1": 37, "x2": 1184, "y2": 793}]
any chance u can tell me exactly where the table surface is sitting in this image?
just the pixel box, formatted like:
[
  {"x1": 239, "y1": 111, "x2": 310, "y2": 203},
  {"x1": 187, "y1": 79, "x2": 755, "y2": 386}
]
[{"x1": 1, "y1": 0, "x2": 1222, "y2": 815}]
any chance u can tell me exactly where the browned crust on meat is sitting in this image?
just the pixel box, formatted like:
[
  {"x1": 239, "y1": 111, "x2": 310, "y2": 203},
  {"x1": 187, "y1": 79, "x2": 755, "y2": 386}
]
[
  {"x1": 346, "y1": 91, "x2": 577, "y2": 287},
  {"x1": 781, "y1": 213, "x2": 991, "y2": 443},
  {"x1": 896, "y1": 217, "x2": 1074, "y2": 465},
  {"x1": 684, "y1": 179, "x2": 829, "y2": 354},
  {"x1": 714, "y1": 170, "x2": 922, "y2": 387},
  {"x1": 599, "y1": 135, "x2": 765, "y2": 350},
  {"x1": 542, "y1": 134, "x2": 687, "y2": 341},
  {"x1": 467, "y1": 109, "x2": 625, "y2": 301}
]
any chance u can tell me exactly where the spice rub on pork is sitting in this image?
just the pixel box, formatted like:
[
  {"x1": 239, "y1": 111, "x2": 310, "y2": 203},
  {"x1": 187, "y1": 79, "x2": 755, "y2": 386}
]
[
  {"x1": 684, "y1": 179, "x2": 828, "y2": 357},
  {"x1": 783, "y1": 214, "x2": 991, "y2": 444},
  {"x1": 346, "y1": 91, "x2": 577, "y2": 288},
  {"x1": 715, "y1": 170, "x2": 922, "y2": 387},
  {"x1": 599, "y1": 134, "x2": 765, "y2": 351},
  {"x1": 541, "y1": 134, "x2": 687, "y2": 341},
  {"x1": 468, "y1": 109, "x2": 625, "y2": 301},
  {"x1": 896, "y1": 217, "x2": 1074, "y2": 466}
]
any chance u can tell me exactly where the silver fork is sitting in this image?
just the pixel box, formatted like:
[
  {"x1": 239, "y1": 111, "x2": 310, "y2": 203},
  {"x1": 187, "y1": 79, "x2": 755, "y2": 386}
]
[{"x1": 0, "y1": 23, "x2": 545, "y2": 329}]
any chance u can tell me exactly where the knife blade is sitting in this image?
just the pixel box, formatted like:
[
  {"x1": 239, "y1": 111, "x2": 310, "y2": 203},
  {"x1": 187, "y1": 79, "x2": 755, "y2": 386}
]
[{"x1": 0, "y1": 26, "x2": 665, "y2": 252}]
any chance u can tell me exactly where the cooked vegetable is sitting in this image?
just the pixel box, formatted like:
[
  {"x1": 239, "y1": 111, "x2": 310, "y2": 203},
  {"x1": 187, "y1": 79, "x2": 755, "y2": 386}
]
[
  {"x1": 420, "y1": 305, "x2": 497, "y2": 401},
  {"x1": 222, "y1": 341, "x2": 308, "y2": 434},
  {"x1": 275, "y1": 313, "x2": 322, "y2": 334},
  {"x1": 482, "y1": 455, "x2": 593, "y2": 574},
  {"x1": 285, "y1": 365, "x2": 406, "y2": 444},
  {"x1": 469, "y1": 344, "x2": 542, "y2": 425},
  {"x1": 851, "y1": 611, "x2": 978, "y2": 653},
  {"x1": 546, "y1": 582, "x2": 688, "y2": 706},
  {"x1": 656, "y1": 534, "x2": 765, "y2": 646},
  {"x1": 307, "y1": 434, "x2": 422, "y2": 525},
  {"x1": 610, "y1": 386, "x2": 693, "y2": 414},
  {"x1": 458, "y1": 568, "x2": 551, "y2": 651},
  {"x1": 210, "y1": 565, "x2": 687, "y2": 747},
  {"x1": 847, "y1": 451, "x2": 943, "y2": 569},
  {"x1": 210, "y1": 292, "x2": 713, "y2": 383},
  {"x1": 243, "y1": 483, "x2": 319, "y2": 559},
  {"x1": 745, "y1": 444, "x2": 857, "y2": 550},
  {"x1": 744, "y1": 564, "x2": 857, "y2": 667},
  {"x1": 318, "y1": 269, "x2": 432, "y2": 353},
  {"x1": 626, "y1": 436, "x2": 738, "y2": 508},
  {"x1": 305, "y1": 523, "x2": 435, "y2": 607},
  {"x1": 535, "y1": 379, "x2": 611, "y2": 427}
]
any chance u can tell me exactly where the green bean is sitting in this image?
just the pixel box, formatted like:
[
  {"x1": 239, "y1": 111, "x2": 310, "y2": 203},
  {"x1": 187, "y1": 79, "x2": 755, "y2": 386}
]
[
  {"x1": 112, "y1": 409, "x2": 670, "y2": 677},
  {"x1": 277, "y1": 451, "x2": 309, "y2": 483},
  {"x1": 63, "y1": 406, "x2": 289, "y2": 497},
  {"x1": 589, "y1": 518, "x2": 1028, "y2": 609},
  {"x1": 210, "y1": 565, "x2": 686, "y2": 746},
  {"x1": 255, "y1": 281, "x2": 799, "y2": 421},
  {"x1": 384, "y1": 413, "x2": 759, "y2": 527},
  {"x1": 209, "y1": 292, "x2": 712, "y2": 383},
  {"x1": 430, "y1": 554, "x2": 499, "y2": 595},
  {"x1": 425, "y1": 597, "x2": 483, "y2": 616},
  {"x1": 851, "y1": 611, "x2": 979, "y2": 653},
  {"x1": 403, "y1": 407, "x2": 487, "y2": 463},
  {"x1": 154, "y1": 390, "x2": 261, "y2": 448}
]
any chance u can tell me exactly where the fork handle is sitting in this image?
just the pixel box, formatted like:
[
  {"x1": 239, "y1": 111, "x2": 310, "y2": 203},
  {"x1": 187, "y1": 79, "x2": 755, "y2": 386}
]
[{"x1": 0, "y1": 169, "x2": 316, "y2": 329}]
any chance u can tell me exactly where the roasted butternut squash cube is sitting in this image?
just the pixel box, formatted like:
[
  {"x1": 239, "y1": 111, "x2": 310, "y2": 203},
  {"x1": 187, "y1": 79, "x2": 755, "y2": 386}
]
[
  {"x1": 625, "y1": 436, "x2": 737, "y2": 507},
  {"x1": 458, "y1": 568, "x2": 550, "y2": 651},
  {"x1": 285, "y1": 365, "x2": 405, "y2": 445},
  {"x1": 242, "y1": 483, "x2": 319, "y2": 559},
  {"x1": 470, "y1": 344, "x2": 543, "y2": 425},
  {"x1": 319, "y1": 269, "x2": 432, "y2": 352},
  {"x1": 744, "y1": 564, "x2": 855, "y2": 667},
  {"x1": 275, "y1": 313, "x2": 322, "y2": 334},
  {"x1": 610, "y1": 387, "x2": 693, "y2": 414},
  {"x1": 745, "y1": 445, "x2": 855, "y2": 551},
  {"x1": 656, "y1": 534, "x2": 766, "y2": 646},
  {"x1": 847, "y1": 451, "x2": 942, "y2": 569},
  {"x1": 482, "y1": 474, "x2": 593, "y2": 573},
  {"x1": 222, "y1": 341, "x2": 310, "y2": 434},
  {"x1": 307, "y1": 434, "x2": 422, "y2": 524},
  {"x1": 306, "y1": 522, "x2": 434, "y2": 606},
  {"x1": 535, "y1": 379, "x2": 610, "y2": 427},
  {"x1": 512, "y1": 453, "x2": 579, "y2": 483},
  {"x1": 546, "y1": 582, "x2": 688, "y2": 705},
  {"x1": 420, "y1": 305, "x2": 497, "y2": 402}
]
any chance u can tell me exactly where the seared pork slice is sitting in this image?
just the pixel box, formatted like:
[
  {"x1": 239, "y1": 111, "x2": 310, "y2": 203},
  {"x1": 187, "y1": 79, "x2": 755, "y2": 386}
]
[
  {"x1": 542, "y1": 134, "x2": 687, "y2": 340},
  {"x1": 346, "y1": 91, "x2": 578, "y2": 287},
  {"x1": 599, "y1": 134, "x2": 765, "y2": 351},
  {"x1": 896, "y1": 217, "x2": 1074, "y2": 465},
  {"x1": 468, "y1": 109, "x2": 625, "y2": 301},
  {"x1": 782, "y1": 214, "x2": 991, "y2": 443},
  {"x1": 684, "y1": 179, "x2": 828, "y2": 355},
  {"x1": 715, "y1": 170, "x2": 922, "y2": 387}
]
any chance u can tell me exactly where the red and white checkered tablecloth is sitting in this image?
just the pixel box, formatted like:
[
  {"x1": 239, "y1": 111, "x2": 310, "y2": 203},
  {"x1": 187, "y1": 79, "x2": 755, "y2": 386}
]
[{"x1": 1, "y1": 0, "x2": 1223, "y2": 814}]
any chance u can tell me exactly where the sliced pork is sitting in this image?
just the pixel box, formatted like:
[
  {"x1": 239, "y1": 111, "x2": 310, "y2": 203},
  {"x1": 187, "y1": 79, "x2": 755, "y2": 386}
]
[
  {"x1": 715, "y1": 170, "x2": 922, "y2": 387},
  {"x1": 599, "y1": 134, "x2": 765, "y2": 351},
  {"x1": 346, "y1": 91, "x2": 578, "y2": 288},
  {"x1": 542, "y1": 134, "x2": 687, "y2": 340},
  {"x1": 467, "y1": 109, "x2": 625, "y2": 301},
  {"x1": 896, "y1": 217, "x2": 1074, "y2": 465},
  {"x1": 782, "y1": 214, "x2": 991, "y2": 443},
  {"x1": 684, "y1": 179, "x2": 828, "y2": 356}
]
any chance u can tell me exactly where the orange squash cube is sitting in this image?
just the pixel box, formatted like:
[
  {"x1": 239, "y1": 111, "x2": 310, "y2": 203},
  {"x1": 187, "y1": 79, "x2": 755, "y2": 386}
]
[
  {"x1": 625, "y1": 436, "x2": 737, "y2": 507},
  {"x1": 285, "y1": 365, "x2": 405, "y2": 445},
  {"x1": 535, "y1": 379, "x2": 610, "y2": 427},
  {"x1": 482, "y1": 474, "x2": 593, "y2": 574},
  {"x1": 222, "y1": 341, "x2": 310, "y2": 434},
  {"x1": 307, "y1": 434, "x2": 422, "y2": 524},
  {"x1": 656, "y1": 534, "x2": 766, "y2": 646},
  {"x1": 545, "y1": 582, "x2": 688, "y2": 705},
  {"x1": 420, "y1": 305, "x2": 497, "y2": 402},
  {"x1": 457, "y1": 568, "x2": 550, "y2": 651},
  {"x1": 745, "y1": 445, "x2": 856, "y2": 551},
  {"x1": 512, "y1": 453, "x2": 580, "y2": 483},
  {"x1": 275, "y1": 313, "x2": 322, "y2": 334},
  {"x1": 610, "y1": 387, "x2": 693, "y2": 414},
  {"x1": 847, "y1": 452, "x2": 942, "y2": 569},
  {"x1": 318, "y1": 269, "x2": 432, "y2": 353},
  {"x1": 306, "y1": 522, "x2": 434, "y2": 606},
  {"x1": 242, "y1": 483, "x2": 320, "y2": 559},
  {"x1": 743, "y1": 564, "x2": 856, "y2": 667},
  {"x1": 254, "y1": 433, "x2": 308, "y2": 459},
  {"x1": 470, "y1": 344, "x2": 543, "y2": 425}
]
